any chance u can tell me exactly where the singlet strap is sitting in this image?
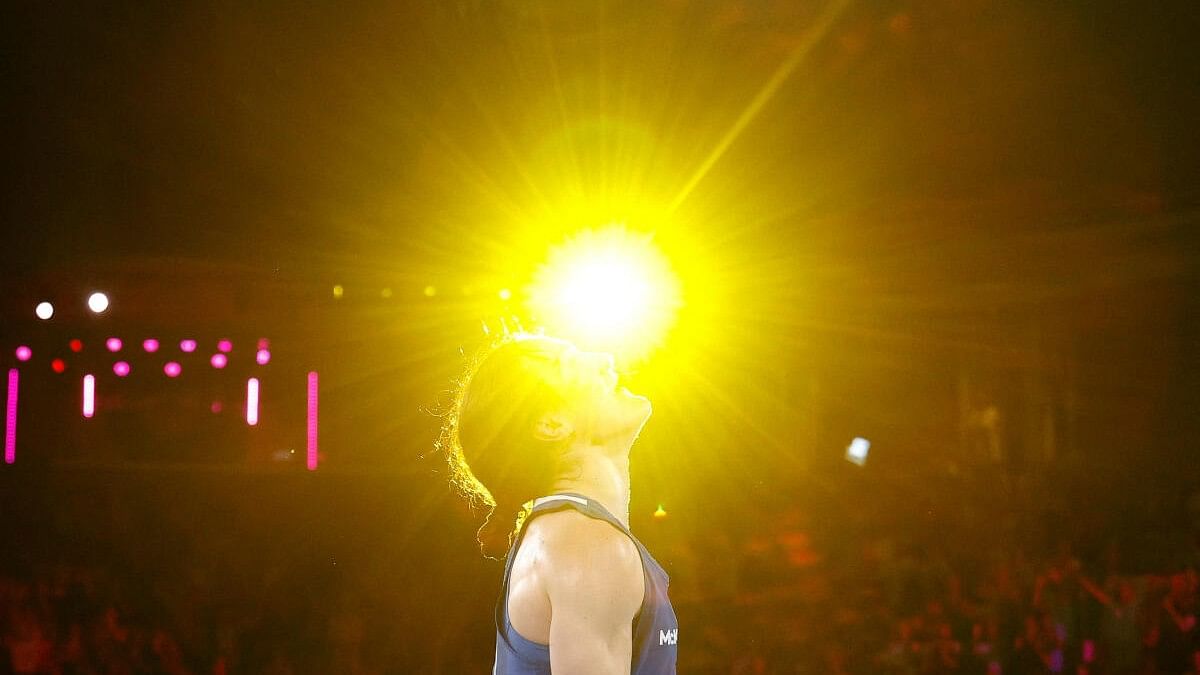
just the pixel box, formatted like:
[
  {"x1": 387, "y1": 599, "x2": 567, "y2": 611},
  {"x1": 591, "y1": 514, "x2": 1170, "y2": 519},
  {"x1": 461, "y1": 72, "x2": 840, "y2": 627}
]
[{"x1": 531, "y1": 493, "x2": 589, "y2": 509}]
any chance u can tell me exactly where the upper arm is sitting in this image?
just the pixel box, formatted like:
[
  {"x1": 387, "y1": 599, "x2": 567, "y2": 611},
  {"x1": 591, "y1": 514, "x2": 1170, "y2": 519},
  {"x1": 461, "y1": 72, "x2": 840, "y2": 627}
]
[{"x1": 542, "y1": 518, "x2": 644, "y2": 675}]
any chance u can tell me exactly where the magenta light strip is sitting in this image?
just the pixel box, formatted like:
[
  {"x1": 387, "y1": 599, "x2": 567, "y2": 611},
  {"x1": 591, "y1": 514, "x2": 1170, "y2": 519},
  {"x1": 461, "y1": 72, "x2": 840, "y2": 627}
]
[
  {"x1": 5, "y1": 369, "x2": 17, "y2": 464},
  {"x1": 306, "y1": 371, "x2": 319, "y2": 471},
  {"x1": 82, "y1": 374, "x2": 95, "y2": 418},
  {"x1": 246, "y1": 377, "x2": 260, "y2": 426}
]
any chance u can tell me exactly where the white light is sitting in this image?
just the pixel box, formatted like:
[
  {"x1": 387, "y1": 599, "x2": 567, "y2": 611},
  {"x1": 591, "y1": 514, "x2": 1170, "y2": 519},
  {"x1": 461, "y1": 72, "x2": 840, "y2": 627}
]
[
  {"x1": 35, "y1": 302, "x2": 54, "y2": 320},
  {"x1": 246, "y1": 378, "x2": 260, "y2": 426},
  {"x1": 87, "y1": 292, "x2": 110, "y2": 314},
  {"x1": 82, "y1": 375, "x2": 96, "y2": 418},
  {"x1": 845, "y1": 437, "x2": 871, "y2": 466},
  {"x1": 529, "y1": 226, "x2": 681, "y2": 358}
]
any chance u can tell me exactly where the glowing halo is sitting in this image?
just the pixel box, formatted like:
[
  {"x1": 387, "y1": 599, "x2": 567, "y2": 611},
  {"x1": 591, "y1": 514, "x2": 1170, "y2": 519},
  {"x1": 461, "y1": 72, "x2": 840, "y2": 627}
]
[{"x1": 526, "y1": 225, "x2": 681, "y2": 360}]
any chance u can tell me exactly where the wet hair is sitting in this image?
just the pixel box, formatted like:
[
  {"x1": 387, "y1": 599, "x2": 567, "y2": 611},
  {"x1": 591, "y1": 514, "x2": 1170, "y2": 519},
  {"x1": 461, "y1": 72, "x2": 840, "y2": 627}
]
[{"x1": 439, "y1": 335, "x2": 572, "y2": 559}]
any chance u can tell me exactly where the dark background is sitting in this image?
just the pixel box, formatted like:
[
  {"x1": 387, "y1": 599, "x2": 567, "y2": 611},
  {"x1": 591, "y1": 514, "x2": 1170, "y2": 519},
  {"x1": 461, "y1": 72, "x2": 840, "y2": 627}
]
[{"x1": 1, "y1": 1, "x2": 1199, "y2": 672}]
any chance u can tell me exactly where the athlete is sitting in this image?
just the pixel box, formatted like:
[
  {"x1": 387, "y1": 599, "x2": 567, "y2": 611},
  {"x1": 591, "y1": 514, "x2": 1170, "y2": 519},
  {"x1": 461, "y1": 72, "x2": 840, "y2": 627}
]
[{"x1": 441, "y1": 334, "x2": 678, "y2": 674}]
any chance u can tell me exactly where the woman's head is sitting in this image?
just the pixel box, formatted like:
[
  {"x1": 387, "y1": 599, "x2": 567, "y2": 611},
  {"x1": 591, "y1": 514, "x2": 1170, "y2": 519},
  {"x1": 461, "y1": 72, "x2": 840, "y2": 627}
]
[{"x1": 440, "y1": 334, "x2": 651, "y2": 557}]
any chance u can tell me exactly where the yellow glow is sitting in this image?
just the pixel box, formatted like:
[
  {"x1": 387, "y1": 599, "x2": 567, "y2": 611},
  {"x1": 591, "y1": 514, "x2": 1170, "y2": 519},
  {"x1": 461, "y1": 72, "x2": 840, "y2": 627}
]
[
  {"x1": 527, "y1": 226, "x2": 681, "y2": 360},
  {"x1": 498, "y1": 288, "x2": 512, "y2": 301},
  {"x1": 332, "y1": 284, "x2": 344, "y2": 299},
  {"x1": 423, "y1": 285, "x2": 437, "y2": 297},
  {"x1": 653, "y1": 504, "x2": 668, "y2": 519}
]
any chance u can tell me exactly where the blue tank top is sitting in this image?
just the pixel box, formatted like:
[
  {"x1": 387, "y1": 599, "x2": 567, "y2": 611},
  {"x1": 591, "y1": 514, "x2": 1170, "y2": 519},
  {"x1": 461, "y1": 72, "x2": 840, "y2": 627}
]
[{"x1": 492, "y1": 493, "x2": 678, "y2": 675}]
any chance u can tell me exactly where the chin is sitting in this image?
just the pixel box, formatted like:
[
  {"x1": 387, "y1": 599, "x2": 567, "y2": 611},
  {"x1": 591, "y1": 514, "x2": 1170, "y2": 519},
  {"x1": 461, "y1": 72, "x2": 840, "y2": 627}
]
[{"x1": 600, "y1": 391, "x2": 651, "y2": 444}]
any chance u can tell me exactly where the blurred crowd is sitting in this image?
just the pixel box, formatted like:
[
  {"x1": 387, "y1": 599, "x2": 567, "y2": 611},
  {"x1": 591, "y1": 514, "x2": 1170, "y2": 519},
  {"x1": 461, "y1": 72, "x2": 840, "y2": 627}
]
[
  {"x1": 673, "y1": 538, "x2": 1199, "y2": 674},
  {"x1": 4, "y1": 540, "x2": 1197, "y2": 674},
  {"x1": 2, "y1": 469, "x2": 1198, "y2": 674},
  {"x1": 0, "y1": 562, "x2": 373, "y2": 675}
]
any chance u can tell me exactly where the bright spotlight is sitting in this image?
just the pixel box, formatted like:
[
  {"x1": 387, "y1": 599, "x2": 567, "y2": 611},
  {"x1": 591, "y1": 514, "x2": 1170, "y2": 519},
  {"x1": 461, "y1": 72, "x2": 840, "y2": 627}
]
[
  {"x1": 35, "y1": 302, "x2": 54, "y2": 320},
  {"x1": 528, "y1": 226, "x2": 681, "y2": 358},
  {"x1": 87, "y1": 292, "x2": 110, "y2": 314}
]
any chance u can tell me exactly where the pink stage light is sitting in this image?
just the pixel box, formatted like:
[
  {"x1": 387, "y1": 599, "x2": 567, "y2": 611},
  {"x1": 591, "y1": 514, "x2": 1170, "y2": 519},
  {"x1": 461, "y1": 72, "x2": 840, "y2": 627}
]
[
  {"x1": 217, "y1": 339, "x2": 233, "y2": 354},
  {"x1": 51, "y1": 359, "x2": 66, "y2": 374},
  {"x1": 5, "y1": 369, "x2": 17, "y2": 464},
  {"x1": 180, "y1": 339, "x2": 197, "y2": 353},
  {"x1": 113, "y1": 361, "x2": 131, "y2": 377},
  {"x1": 306, "y1": 372, "x2": 319, "y2": 471},
  {"x1": 15, "y1": 346, "x2": 31, "y2": 362},
  {"x1": 210, "y1": 353, "x2": 228, "y2": 369},
  {"x1": 256, "y1": 338, "x2": 270, "y2": 350},
  {"x1": 246, "y1": 378, "x2": 260, "y2": 426},
  {"x1": 164, "y1": 362, "x2": 182, "y2": 378},
  {"x1": 69, "y1": 339, "x2": 83, "y2": 353},
  {"x1": 82, "y1": 375, "x2": 95, "y2": 418},
  {"x1": 105, "y1": 337, "x2": 122, "y2": 353},
  {"x1": 142, "y1": 339, "x2": 160, "y2": 353},
  {"x1": 211, "y1": 400, "x2": 223, "y2": 414},
  {"x1": 255, "y1": 349, "x2": 271, "y2": 365}
]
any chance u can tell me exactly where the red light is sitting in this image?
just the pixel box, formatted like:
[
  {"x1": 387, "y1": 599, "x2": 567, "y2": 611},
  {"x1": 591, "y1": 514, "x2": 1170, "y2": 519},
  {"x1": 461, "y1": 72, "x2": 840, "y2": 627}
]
[
  {"x1": 82, "y1": 375, "x2": 95, "y2": 418},
  {"x1": 307, "y1": 372, "x2": 319, "y2": 471},
  {"x1": 5, "y1": 369, "x2": 18, "y2": 464},
  {"x1": 217, "y1": 340, "x2": 233, "y2": 354},
  {"x1": 246, "y1": 378, "x2": 259, "y2": 426},
  {"x1": 69, "y1": 340, "x2": 83, "y2": 353},
  {"x1": 51, "y1": 359, "x2": 66, "y2": 374}
]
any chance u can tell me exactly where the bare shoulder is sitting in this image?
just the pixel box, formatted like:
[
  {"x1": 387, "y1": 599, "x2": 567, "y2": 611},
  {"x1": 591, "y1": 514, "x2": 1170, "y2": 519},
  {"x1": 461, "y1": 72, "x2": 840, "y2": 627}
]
[{"x1": 531, "y1": 510, "x2": 644, "y2": 609}]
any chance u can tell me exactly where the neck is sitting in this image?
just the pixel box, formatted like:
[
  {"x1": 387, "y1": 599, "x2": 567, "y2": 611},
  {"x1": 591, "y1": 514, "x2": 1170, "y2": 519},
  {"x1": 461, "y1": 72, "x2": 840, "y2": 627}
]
[{"x1": 549, "y1": 441, "x2": 632, "y2": 528}]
